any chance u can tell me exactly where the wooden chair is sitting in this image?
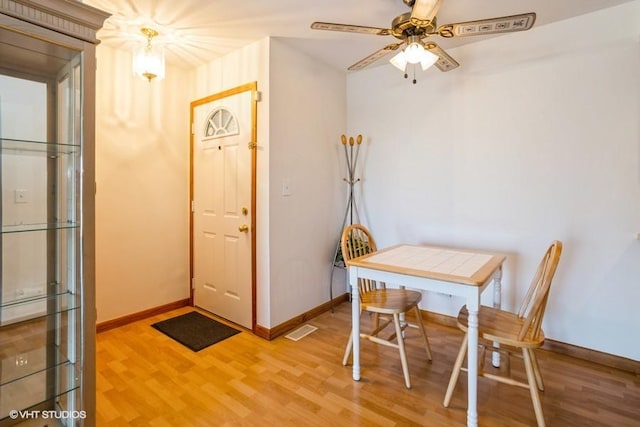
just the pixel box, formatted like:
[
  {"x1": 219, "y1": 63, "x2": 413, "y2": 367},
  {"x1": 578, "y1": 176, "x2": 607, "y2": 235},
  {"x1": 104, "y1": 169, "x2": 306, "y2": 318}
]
[
  {"x1": 341, "y1": 224, "x2": 432, "y2": 389},
  {"x1": 443, "y1": 240, "x2": 563, "y2": 427}
]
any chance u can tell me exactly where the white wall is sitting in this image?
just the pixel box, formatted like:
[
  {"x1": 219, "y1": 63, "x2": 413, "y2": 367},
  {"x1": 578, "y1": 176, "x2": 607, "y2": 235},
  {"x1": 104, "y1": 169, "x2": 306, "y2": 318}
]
[
  {"x1": 190, "y1": 38, "x2": 346, "y2": 328},
  {"x1": 95, "y1": 44, "x2": 190, "y2": 323},
  {"x1": 190, "y1": 38, "x2": 272, "y2": 326},
  {"x1": 0, "y1": 76, "x2": 47, "y2": 322},
  {"x1": 268, "y1": 38, "x2": 346, "y2": 326},
  {"x1": 347, "y1": 3, "x2": 640, "y2": 360},
  {"x1": 94, "y1": 35, "x2": 346, "y2": 329}
]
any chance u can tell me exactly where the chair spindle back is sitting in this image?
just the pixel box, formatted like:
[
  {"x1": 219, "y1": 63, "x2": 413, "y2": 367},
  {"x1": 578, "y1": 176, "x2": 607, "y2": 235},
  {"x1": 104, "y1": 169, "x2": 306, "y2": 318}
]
[
  {"x1": 341, "y1": 224, "x2": 380, "y2": 295},
  {"x1": 517, "y1": 240, "x2": 563, "y2": 341}
]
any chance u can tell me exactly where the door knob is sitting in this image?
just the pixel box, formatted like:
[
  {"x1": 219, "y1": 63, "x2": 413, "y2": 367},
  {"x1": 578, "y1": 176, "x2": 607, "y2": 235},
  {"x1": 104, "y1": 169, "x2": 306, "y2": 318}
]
[{"x1": 238, "y1": 224, "x2": 249, "y2": 233}]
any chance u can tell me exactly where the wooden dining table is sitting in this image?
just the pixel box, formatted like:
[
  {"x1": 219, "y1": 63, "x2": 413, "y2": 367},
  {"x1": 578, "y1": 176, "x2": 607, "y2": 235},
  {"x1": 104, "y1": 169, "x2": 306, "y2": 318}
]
[{"x1": 346, "y1": 243, "x2": 506, "y2": 427}]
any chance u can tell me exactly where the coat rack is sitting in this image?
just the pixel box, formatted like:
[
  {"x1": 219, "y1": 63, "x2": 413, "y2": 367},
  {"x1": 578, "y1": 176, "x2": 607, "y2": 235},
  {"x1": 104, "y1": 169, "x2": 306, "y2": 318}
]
[{"x1": 330, "y1": 134, "x2": 363, "y2": 312}]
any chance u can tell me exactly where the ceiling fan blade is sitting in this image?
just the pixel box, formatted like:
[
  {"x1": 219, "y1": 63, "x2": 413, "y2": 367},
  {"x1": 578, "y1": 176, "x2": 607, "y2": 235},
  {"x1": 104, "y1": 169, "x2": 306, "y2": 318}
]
[
  {"x1": 424, "y1": 42, "x2": 459, "y2": 72},
  {"x1": 348, "y1": 42, "x2": 403, "y2": 71},
  {"x1": 311, "y1": 22, "x2": 391, "y2": 36},
  {"x1": 437, "y1": 12, "x2": 536, "y2": 38},
  {"x1": 410, "y1": 0, "x2": 442, "y2": 28}
]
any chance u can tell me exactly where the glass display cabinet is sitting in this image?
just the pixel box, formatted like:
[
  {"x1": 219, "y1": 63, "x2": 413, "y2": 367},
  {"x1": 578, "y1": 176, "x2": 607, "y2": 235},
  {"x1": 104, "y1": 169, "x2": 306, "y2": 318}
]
[{"x1": 0, "y1": 1, "x2": 108, "y2": 426}]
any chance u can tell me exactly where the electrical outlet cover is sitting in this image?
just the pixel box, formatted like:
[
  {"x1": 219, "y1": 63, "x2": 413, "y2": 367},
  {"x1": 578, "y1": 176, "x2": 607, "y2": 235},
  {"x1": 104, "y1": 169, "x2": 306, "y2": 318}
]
[{"x1": 14, "y1": 189, "x2": 28, "y2": 203}]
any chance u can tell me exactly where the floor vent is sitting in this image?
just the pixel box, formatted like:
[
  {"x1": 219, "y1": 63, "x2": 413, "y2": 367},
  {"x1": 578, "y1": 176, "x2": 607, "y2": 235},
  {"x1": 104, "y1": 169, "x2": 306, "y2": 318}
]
[{"x1": 285, "y1": 324, "x2": 318, "y2": 341}]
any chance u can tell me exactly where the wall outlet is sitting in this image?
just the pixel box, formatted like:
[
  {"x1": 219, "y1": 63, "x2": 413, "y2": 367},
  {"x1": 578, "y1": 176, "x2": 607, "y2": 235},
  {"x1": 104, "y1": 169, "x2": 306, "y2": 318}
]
[{"x1": 14, "y1": 189, "x2": 29, "y2": 203}]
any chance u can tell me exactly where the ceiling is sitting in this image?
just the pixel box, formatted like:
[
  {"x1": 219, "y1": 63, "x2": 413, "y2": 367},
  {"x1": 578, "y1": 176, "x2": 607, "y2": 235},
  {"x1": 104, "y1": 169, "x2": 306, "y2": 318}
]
[{"x1": 84, "y1": 0, "x2": 635, "y2": 72}]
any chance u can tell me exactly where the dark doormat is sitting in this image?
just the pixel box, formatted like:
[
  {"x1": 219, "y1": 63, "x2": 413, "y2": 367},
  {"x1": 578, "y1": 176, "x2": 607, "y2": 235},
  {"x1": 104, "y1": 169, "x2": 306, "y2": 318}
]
[{"x1": 151, "y1": 311, "x2": 240, "y2": 352}]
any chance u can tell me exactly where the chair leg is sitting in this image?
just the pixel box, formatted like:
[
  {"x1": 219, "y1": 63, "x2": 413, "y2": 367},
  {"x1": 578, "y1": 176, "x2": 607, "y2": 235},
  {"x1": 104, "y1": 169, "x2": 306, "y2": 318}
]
[
  {"x1": 523, "y1": 348, "x2": 546, "y2": 427},
  {"x1": 413, "y1": 306, "x2": 432, "y2": 361},
  {"x1": 444, "y1": 332, "x2": 468, "y2": 407},
  {"x1": 393, "y1": 313, "x2": 411, "y2": 389},
  {"x1": 528, "y1": 348, "x2": 545, "y2": 391},
  {"x1": 342, "y1": 328, "x2": 353, "y2": 366}
]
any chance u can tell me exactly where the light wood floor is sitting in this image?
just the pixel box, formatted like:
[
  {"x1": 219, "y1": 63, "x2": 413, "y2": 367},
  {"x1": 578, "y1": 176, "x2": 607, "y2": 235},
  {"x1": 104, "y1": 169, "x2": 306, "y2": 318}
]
[{"x1": 96, "y1": 303, "x2": 639, "y2": 426}]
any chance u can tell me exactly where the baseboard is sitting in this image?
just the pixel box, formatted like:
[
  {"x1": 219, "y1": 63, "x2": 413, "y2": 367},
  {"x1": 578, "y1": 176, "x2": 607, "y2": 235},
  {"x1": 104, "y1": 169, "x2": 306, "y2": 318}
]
[
  {"x1": 417, "y1": 309, "x2": 639, "y2": 375},
  {"x1": 253, "y1": 324, "x2": 270, "y2": 340},
  {"x1": 422, "y1": 310, "x2": 458, "y2": 328},
  {"x1": 255, "y1": 293, "x2": 349, "y2": 341},
  {"x1": 96, "y1": 299, "x2": 190, "y2": 333},
  {"x1": 541, "y1": 339, "x2": 639, "y2": 375}
]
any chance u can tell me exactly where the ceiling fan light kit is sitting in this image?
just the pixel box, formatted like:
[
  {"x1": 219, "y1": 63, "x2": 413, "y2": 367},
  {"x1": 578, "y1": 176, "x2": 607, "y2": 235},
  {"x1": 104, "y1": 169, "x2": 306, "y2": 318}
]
[
  {"x1": 403, "y1": 38, "x2": 427, "y2": 63},
  {"x1": 390, "y1": 35, "x2": 439, "y2": 72},
  {"x1": 311, "y1": 0, "x2": 536, "y2": 84}
]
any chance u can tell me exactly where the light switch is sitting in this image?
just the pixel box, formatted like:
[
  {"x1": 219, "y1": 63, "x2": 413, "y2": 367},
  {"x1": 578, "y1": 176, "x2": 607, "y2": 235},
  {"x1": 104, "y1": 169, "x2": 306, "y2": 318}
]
[
  {"x1": 282, "y1": 179, "x2": 291, "y2": 196},
  {"x1": 14, "y1": 189, "x2": 28, "y2": 204}
]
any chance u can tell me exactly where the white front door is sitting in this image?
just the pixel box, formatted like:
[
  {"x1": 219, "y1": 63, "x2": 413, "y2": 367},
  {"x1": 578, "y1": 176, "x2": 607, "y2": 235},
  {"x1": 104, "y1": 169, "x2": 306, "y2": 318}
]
[{"x1": 191, "y1": 84, "x2": 256, "y2": 329}]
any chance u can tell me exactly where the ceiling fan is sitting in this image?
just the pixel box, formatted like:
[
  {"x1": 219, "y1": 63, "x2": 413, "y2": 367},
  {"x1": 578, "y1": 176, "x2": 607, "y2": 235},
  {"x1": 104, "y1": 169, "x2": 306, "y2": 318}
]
[{"x1": 311, "y1": 0, "x2": 536, "y2": 83}]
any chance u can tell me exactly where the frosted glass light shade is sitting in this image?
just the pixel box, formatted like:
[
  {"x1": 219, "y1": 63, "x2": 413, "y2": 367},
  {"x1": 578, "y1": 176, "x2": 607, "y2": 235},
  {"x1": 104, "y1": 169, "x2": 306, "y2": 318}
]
[
  {"x1": 390, "y1": 50, "x2": 408, "y2": 71},
  {"x1": 133, "y1": 38, "x2": 165, "y2": 82},
  {"x1": 418, "y1": 49, "x2": 438, "y2": 71},
  {"x1": 133, "y1": 45, "x2": 165, "y2": 82},
  {"x1": 404, "y1": 42, "x2": 425, "y2": 64},
  {"x1": 389, "y1": 42, "x2": 438, "y2": 72}
]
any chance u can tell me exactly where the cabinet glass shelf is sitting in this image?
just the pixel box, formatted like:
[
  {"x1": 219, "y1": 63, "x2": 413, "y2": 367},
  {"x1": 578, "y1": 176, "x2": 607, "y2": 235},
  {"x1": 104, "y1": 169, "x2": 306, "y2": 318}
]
[
  {"x1": 0, "y1": 138, "x2": 79, "y2": 155},
  {"x1": 0, "y1": 345, "x2": 72, "y2": 387},
  {"x1": 0, "y1": 293, "x2": 80, "y2": 327},
  {"x1": 1, "y1": 286, "x2": 79, "y2": 310},
  {"x1": 0, "y1": 362, "x2": 80, "y2": 420},
  {"x1": 1, "y1": 222, "x2": 79, "y2": 234}
]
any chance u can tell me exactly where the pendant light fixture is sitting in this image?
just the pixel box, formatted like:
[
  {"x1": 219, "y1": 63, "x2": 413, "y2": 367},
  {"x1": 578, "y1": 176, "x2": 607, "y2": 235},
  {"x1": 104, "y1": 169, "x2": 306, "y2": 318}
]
[{"x1": 133, "y1": 27, "x2": 165, "y2": 82}]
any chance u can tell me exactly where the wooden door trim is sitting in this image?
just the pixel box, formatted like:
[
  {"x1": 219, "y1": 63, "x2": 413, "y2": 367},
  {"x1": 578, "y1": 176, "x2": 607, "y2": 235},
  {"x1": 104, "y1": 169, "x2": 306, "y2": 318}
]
[{"x1": 189, "y1": 81, "x2": 258, "y2": 331}]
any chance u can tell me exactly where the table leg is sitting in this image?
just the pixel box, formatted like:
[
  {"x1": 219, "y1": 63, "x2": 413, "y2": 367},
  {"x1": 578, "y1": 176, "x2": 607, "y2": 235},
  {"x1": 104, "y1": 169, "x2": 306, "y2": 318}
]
[
  {"x1": 492, "y1": 266, "x2": 503, "y2": 368},
  {"x1": 350, "y1": 266, "x2": 361, "y2": 381},
  {"x1": 466, "y1": 297, "x2": 480, "y2": 427}
]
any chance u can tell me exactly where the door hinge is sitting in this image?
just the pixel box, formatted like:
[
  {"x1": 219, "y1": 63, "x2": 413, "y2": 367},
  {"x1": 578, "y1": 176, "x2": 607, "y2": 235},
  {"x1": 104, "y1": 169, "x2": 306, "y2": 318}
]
[
  {"x1": 248, "y1": 141, "x2": 257, "y2": 150},
  {"x1": 253, "y1": 91, "x2": 262, "y2": 102},
  {"x1": 191, "y1": 200, "x2": 195, "y2": 212},
  {"x1": 191, "y1": 122, "x2": 195, "y2": 135},
  {"x1": 191, "y1": 277, "x2": 195, "y2": 290}
]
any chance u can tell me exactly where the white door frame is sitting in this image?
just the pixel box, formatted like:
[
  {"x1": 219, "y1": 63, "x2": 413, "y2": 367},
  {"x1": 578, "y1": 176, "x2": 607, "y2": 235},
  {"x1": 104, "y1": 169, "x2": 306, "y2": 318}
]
[{"x1": 189, "y1": 81, "x2": 258, "y2": 331}]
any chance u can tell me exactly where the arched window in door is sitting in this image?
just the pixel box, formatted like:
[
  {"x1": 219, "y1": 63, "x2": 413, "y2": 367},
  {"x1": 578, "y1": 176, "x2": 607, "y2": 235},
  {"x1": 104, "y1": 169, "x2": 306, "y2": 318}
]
[{"x1": 203, "y1": 107, "x2": 239, "y2": 139}]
